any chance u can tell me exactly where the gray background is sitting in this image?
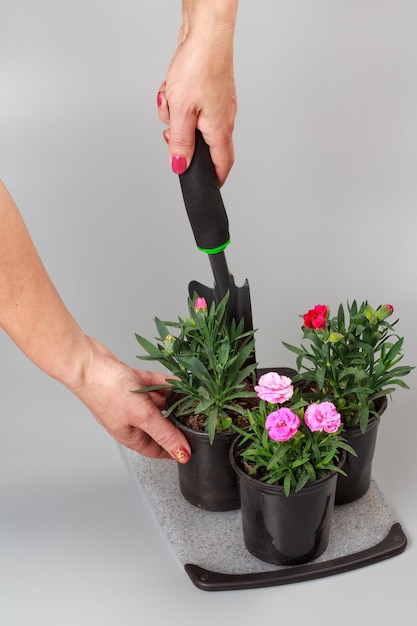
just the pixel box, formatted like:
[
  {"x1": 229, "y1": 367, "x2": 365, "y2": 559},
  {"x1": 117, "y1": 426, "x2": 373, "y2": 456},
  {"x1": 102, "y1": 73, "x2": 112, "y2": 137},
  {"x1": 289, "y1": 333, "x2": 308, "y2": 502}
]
[{"x1": 1, "y1": 1, "x2": 416, "y2": 624}]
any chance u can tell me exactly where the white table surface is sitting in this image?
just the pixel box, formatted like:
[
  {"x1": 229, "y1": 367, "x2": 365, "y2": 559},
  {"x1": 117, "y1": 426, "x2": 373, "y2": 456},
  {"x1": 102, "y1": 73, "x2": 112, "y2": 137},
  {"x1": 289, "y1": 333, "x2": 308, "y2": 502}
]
[{"x1": 1, "y1": 348, "x2": 416, "y2": 626}]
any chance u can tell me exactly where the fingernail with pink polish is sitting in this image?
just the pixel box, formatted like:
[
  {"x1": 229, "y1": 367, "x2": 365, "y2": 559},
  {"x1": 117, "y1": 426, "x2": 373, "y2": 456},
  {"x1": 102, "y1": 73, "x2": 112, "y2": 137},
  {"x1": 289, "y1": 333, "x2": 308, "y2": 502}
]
[
  {"x1": 157, "y1": 92, "x2": 163, "y2": 107},
  {"x1": 173, "y1": 448, "x2": 191, "y2": 463},
  {"x1": 171, "y1": 155, "x2": 187, "y2": 175}
]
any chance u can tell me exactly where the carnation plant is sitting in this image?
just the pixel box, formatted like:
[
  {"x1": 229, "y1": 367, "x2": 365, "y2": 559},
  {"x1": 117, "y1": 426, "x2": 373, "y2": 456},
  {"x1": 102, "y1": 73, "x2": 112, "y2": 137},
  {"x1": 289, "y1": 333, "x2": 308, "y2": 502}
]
[
  {"x1": 283, "y1": 301, "x2": 414, "y2": 431},
  {"x1": 233, "y1": 372, "x2": 355, "y2": 496},
  {"x1": 134, "y1": 293, "x2": 257, "y2": 443}
]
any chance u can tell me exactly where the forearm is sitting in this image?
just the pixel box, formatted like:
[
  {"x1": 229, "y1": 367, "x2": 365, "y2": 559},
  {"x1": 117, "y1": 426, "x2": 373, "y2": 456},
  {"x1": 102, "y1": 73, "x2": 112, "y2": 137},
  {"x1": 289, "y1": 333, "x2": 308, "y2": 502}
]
[
  {"x1": 0, "y1": 181, "x2": 89, "y2": 389},
  {"x1": 0, "y1": 181, "x2": 191, "y2": 461},
  {"x1": 181, "y1": 0, "x2": 238, "y2": 58},
  {"x1": 182, "y1": 0, "x2": 238, "y2": 29}
]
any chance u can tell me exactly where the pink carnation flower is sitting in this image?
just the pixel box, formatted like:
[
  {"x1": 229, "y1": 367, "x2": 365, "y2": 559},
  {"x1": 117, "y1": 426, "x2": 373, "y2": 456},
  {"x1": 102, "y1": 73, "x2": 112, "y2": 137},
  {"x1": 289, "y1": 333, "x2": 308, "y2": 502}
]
[
  {"x1": 265, "y1": 408, "x2": 300, "y2": 442},
  {"x1": 255, "y1": 372, "x2": 294, "y2": 404},
  {"x1": 304, "y1": 402, "x2": 341, "y2": 434}
]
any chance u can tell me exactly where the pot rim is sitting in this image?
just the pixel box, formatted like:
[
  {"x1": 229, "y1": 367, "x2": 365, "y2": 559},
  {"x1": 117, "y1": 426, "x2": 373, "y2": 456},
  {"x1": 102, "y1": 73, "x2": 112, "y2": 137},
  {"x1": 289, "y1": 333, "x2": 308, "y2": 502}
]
[
  {"x1": 342, "y1": 394, "x2": 387, "y2": 432},
  {"x1": 342, "y1": 413, "x2": 379, "y2": 434},
  {"x1": 171, "y1": 413, "x2": 241, "y2": 443}
]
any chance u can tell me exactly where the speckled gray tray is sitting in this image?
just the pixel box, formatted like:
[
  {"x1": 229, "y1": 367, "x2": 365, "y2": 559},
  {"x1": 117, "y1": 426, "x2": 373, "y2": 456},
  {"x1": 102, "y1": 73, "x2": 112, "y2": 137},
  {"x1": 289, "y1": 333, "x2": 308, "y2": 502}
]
[{"x1": 123, "y1": 448, "x2": 406, "y2": 590}]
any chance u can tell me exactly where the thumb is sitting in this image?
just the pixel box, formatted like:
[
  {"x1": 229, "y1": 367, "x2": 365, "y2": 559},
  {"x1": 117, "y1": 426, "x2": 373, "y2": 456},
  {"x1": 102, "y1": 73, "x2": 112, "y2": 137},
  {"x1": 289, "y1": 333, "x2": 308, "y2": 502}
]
[{"x1": 138, "y1": 398, "x2": 192, "y2": 464}]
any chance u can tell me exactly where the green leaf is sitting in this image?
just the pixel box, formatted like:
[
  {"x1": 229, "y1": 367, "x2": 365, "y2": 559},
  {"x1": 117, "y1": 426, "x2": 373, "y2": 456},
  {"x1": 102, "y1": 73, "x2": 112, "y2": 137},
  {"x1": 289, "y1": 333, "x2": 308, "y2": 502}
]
[
  {"x1": 385, "y1": 379, "x2": 410, "y2": 389},
  {"x1": 220, "y1": 416, "x2": 232, "y2": 430},
  {"x1": 304, "y1": 461, "x2": 316, "y2": 481},
  {"x1": 135, "y1": 354, "x2": 165, "y2": 362},
  {"x1": 154, "y1": 317, "x2": 171, "y2": 341},
  {"x1": 316, "y1": 367, "x2": 326, "y2": 389},
  {"x1": 338, "y1": 440, "x2": 357, "y2": 457},
  {"x1": 284, "y1": 473, "x2": 292, "y2": 497},
  {"x1": 337, "y1": 303, "x2": 345, "y2": 330},
  {"x1": 218, "y1": 341, "x2": 230, "y2": 367},
  {"x1": 226, "y1": 341, "x2": 256, "y2": 374},
  {"x1": 282, "y1": 341, "x2": 306, "y2": 357},
  {"x1": 339, "y1": 367, "x2": 367, "y2": 380},
  {"x1": 135, "y1": 334, "x2": 164, "y2": 358},
  {"x1": 359, "y1": 405, "x2": 370, "y2": 433},
  {"x1": 230, "y1": 362, "x2": 258, "y2": 387},
  {"x1": 295, "y1": 471, "x2": 310, "y2": 493},
  {"x1": 177, "y1": 355, "x2": 210, "y2": 380},
  {"x1": 163, "y1": 394, "x2": 193, "y2": 418},
  {"x1": 267, "y1": 444, "x2": 288, "y2": 469},
  {"x1": 131, "y1": 384, "x2": 171, "y2": 394},
  {"x1": 384, "y1": 337, "x2": 404, "y2": 364}
]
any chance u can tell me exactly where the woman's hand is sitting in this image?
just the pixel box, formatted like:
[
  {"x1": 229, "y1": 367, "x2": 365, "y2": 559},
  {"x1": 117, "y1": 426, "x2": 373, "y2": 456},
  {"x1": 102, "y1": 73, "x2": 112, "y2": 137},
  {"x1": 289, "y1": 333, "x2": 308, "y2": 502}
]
[
  {"x1": 69, "y1": 337, "x2": 191, "y2": 462},
  {"x1": 157, "y1": 0, "x2": 238, "y2": 187}
]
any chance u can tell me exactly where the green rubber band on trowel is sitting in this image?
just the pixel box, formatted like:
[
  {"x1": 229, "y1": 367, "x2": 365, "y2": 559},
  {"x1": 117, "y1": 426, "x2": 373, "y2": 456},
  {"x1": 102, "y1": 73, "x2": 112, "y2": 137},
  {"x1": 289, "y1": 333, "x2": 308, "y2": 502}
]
[{"x1": 197, "y1": 239, "x2": 231, "y2": 255}]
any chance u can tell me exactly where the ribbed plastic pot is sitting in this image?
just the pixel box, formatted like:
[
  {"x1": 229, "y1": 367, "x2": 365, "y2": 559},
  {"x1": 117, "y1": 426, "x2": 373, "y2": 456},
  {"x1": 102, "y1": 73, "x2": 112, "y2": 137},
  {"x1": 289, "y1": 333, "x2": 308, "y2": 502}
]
[
  {"x1": 167, "y1": 368, "x2": 297, "y2": 511},
  {"x1": 230, "y1": 437, "x2": 341, "y2": 565},
  {"x1": 172, "y1": 416, "x2": 240, "y2": 511},
  {"x1": 335, "y1": 396, "x2": 387, "y2": 505}
]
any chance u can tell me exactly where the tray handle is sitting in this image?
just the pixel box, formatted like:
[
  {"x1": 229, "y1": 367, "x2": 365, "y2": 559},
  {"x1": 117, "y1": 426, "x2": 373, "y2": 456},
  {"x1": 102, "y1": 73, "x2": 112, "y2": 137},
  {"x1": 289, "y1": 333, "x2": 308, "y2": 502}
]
[{"x1": 185, "y1": 522, "x2": 407, "y2": 591}]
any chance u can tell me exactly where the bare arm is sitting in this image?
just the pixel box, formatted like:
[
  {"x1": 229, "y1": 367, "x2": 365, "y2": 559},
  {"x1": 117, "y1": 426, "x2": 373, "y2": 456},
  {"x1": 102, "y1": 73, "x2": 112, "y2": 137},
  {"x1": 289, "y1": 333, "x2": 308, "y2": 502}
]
[
  {"x1": 0, "y1": 181, "x2": 190, "y2": 462},
  {"x1": 158, "y1": 0, "x2": 238, "y2": 186}
]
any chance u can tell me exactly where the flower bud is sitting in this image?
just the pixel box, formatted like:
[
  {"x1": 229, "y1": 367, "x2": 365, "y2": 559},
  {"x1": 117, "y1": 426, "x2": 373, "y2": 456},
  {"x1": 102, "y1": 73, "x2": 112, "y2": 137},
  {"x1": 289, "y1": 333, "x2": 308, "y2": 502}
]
[
  {"x1": 162, "y1": 334, "x2": 175, "y2": 354},
  {"x1": 376, "y1": 304, "x2": 394, "y2": 321},
  {"x1": 195, "y1": 297, "x2": 208, "y2": 313},
  {"x1": 328, "y1": 332, "x2": 344, "y2": 343},
  {"x1": 364, "y1": 304, "x2": 377, "y2": 322}
]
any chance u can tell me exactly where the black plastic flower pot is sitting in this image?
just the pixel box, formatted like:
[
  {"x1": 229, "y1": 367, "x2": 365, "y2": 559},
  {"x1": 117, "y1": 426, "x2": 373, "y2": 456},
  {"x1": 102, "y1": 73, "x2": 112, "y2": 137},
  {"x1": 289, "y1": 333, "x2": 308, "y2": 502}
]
[
  {"x1": 167, "y1": 368, "x2": 297, "y2": 512},
  {"x1": 230, "y1": 437, "x2": 342, "y2": 566},
  {"x1": 335, "y1": 396, "x2": 387, "y2": 505},
  {"x1": 172, "y1": 417, "x2": 240, "y2": 511}
]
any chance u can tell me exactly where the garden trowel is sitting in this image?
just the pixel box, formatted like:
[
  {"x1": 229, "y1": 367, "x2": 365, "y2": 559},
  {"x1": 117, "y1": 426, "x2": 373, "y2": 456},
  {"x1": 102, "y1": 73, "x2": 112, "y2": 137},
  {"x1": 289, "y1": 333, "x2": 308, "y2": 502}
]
[{"x1": 178, "y1": 131, "x2": 255, "y2": 348}]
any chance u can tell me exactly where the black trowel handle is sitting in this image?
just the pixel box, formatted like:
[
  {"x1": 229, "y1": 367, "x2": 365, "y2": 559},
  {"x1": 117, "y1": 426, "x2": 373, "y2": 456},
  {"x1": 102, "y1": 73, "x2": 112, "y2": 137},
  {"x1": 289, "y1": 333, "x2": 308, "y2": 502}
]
[{"x1": 179, "y1": 131, "x2": 230, "y2": 254}]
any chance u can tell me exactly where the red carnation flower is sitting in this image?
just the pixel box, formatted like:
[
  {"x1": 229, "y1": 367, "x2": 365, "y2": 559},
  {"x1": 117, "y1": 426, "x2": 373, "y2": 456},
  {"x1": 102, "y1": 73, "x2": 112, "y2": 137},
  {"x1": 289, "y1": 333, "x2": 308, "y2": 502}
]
[{"x1": 303, "y1": 304, "x2": 328, "y2": 330}]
